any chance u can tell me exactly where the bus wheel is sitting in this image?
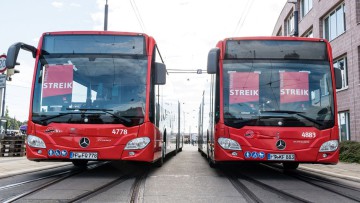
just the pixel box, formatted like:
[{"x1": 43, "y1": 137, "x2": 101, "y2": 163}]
[
  {"x1": 72, "y1": 160, "x2": 88, "y2": 168},
  {"x1": 283, "y1": 162, "x2": 299, "y2": 170},
  {"x1": 208, "y1": 157, "x2": 216, "y2": 168},
  {"x1": 155, "y1": 155, "x2": 163, "y2": 167},
  {"x1": 155, "y1": 142, "x2": 165, "y2": 167}
]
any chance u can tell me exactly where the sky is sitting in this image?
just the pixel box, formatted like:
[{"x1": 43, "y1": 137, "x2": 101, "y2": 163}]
[{"x1": 1, "y1": 0, "x2": 287, "y2": 132}]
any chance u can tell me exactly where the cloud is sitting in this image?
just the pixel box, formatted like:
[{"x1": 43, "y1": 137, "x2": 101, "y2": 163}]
[
  {"x1": 51, "y1": 1, "x2": 64, "y2": 8},
  {"x1": 70, "y1": 3, "x2": 81, "y2": 7}
]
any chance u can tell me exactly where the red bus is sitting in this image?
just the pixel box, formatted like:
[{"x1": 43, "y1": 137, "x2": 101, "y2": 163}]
[
  {"x1": 198, "y1": 37, "x2": 343, "y2": 169},
  {"x1": 6, "y1": 31, "x2": 182, "y2": 167}
]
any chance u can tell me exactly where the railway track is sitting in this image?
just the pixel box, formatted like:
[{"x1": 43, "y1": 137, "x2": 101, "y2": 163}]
[
  {"x1": 1, "y1": 162, "x2": 107, "y2": 203},
  {"x1": 129, "y1": 171, "x2": 148, "y2": 203},
  {"x1": 1, "y1": 161, "x2": 150, "y2": 203},
  {"x1": 224, "y1": 169, "x2": 311, "y2": 203},
  {"x1": 69, "y1": 170, "x2": 149, "y2": 203},
  {"x1": 262, "y1": 163, "x2": 360, "y2": 202}
]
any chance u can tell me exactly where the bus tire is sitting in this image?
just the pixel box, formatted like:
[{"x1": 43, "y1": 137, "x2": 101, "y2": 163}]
[
  {"x1": 208, "y1": 157, "x2": 216, "y2": 168},
  {"x1": 155, "y1": 142, "x2": 166, "y2": 167},
  {"x1": 72, "y1": 160, "x2": 88, "y2": 168},
  {"x1": 283, "y1": 162, "x2": 299, "y2": 170}
]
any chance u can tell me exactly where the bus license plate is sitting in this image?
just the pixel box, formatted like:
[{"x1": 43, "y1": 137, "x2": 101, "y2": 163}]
[
  {"x1": 267, "y1": 153, "x2": 295, "y2": 161},
  {"x1": 70, "y1": 152, "x2": 98, "y2": 160}
]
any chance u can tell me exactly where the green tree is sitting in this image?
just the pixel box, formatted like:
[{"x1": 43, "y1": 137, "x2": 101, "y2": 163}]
[{"x1": 4, "y1": 106, "x2": 22, "y2": 130}]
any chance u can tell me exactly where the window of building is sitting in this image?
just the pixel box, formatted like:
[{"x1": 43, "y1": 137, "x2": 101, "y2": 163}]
[
  {"x1": 303, "y1": 29, "x2": 313, "y2": 37},
  {"x1": 286, "y1": 12, "x2": 294, "y2": 36},
  {"x1": 301, "y1": 0, "x2": 313, "y2": 17},
  {"x1": 333, "y1": 56, "x2": 348, "y2": 90},
  {"x1": 323, "y1": 3, "x2": 346, "y2": 41},
  {"x1": 338, "y1": 111, "x2": 350, "y2": 141}
]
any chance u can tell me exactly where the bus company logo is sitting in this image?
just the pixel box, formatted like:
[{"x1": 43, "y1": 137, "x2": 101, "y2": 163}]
[
  {"x1": 79, "y1": 137, "x2": 90, "y2": 148},
  {"x1": 45, "y1": 127, "x2": 62, "y2": 134},
  {"x1": 244, "y1": 130, "x2": 254, "y2": 138},
  {"x1": 276, "y1": 139, "x2": 286, "y2": 150}
]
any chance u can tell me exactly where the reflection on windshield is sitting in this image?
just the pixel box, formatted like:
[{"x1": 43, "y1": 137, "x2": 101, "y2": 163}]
[
  {"x1": 32, "y1": 55, "x2": 147, "y2": 126},
  {"x1": 223, "y1": 60, "x2": 334, "y2": 129}
]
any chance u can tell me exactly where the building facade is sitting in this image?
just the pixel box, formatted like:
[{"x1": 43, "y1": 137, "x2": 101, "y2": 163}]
[{"x1": 273, "y1": 0, "x2": 360, "y2": 142}]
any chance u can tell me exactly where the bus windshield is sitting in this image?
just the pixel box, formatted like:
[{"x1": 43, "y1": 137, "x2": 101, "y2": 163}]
[
  {"x1": 32, "y1": 35, "x2": 148, "y2": 126},
  {"x1": 223, "y1": 59, "x2": 335, "y2": 130}
]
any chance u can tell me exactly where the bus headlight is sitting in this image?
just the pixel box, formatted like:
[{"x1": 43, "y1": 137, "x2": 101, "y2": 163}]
[
  {"x1": 319, "y1": 140, "x2": 338, "y2": 152},
  {"x1": 125, "y1": 137, "x2": 150, "y2": 150},
  {"x1": 218, "y1": 137, "x2": 241, "y2": 150},
  {"x1": 27, "y1": 135, "x2": 46, "y2": 148}
]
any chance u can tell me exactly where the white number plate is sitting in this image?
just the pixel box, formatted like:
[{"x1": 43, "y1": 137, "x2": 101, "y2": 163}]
[
  {"x1": 70, "y1": 152, "x2": 98, "y2": 160},
  {"x1": 267, "y1": 153, "x2": 295, "y2": 161}
]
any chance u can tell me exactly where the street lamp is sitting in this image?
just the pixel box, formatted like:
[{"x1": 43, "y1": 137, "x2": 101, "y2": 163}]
[{"x1": 288, "y1": 0, "x2": 299, "y2": 37}]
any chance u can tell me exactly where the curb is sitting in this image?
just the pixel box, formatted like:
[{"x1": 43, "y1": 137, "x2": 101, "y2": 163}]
[{"x1": 299, "y1": 165, "x2": 360, "y2": 183}]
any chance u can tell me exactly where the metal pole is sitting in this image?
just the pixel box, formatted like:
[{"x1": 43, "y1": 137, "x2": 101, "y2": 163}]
[
  {"x1": 0, "y1": 88, "x2": 3, "y2": 117},
  {"x1": 293, "y1": 6, "x2": 299, "y2": 37},
  {"x1": 104, "y1": 0, "x2": 108, "y2": 31},
  {"x1": 288, "y1": 0, "x2": 299, "y2": 37},
  {"x1": 1, "y1": 86, "x2": 5, "y2": 117}
]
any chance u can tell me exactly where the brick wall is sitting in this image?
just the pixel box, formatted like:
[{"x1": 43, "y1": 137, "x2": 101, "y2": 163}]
[{"x1": 273, "y1": 0, "x2": 360, "y2": 141}]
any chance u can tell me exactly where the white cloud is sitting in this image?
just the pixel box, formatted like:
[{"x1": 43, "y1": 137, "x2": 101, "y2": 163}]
[
  {"x1": 51, "y1": 1, "x2": 64, "y2": 8},
  {"x1": 70, "y1": 3, "x2": 81, "y2": 7}
]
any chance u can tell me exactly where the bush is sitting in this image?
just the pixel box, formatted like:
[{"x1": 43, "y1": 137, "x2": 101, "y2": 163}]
[{"x1": 339, "y1": 141, "x2": 360, "y2": 163}]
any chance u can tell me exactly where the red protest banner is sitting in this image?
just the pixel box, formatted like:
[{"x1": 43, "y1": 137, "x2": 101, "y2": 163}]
[
  {"x1": 229, "y1": 72, "x2": 259, "y2": 104},
  {"x1": 280, "y1": 72, "x2": 309, "y2": 104},
  {"x1": 42, "y1": 64, "x2": 73, "y2": 105}
]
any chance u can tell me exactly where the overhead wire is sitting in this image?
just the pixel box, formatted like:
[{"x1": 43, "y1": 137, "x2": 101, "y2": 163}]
[
  {"x1": 130, "y1": 0, "x2": 147, "y2": 33},
  {"x1": 233, "y1": 0, "x2": 254, "y2": 36}
]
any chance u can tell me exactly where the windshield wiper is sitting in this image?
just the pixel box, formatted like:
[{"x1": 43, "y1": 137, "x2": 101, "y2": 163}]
[
  {"x1": 66, "y1": 108, "x2": 132, "y2": 124},
  {"x1": 35, "y1": 112, "x2": 85, "y2": 126},
  {"x1": 260, "y1": 110, "x2": 323, "y2": 126},
  {"x1": 260, "y1": 110, "x2": 303, "y2": 114},
  {"x1": 294, "y1": 113, "x2": 324, "y2": 126}
]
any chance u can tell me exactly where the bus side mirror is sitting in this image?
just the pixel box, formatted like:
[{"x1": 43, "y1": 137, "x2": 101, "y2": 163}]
[
  {"x1": 6, "y1": 42, "x2": 37, "y2": 69},
  {"x1": 155, "y1": 62, "x2": 166, "y2": 85},
  {"x1": 207, "y1": 48, "x2": 220, "y2": 74},
  {"x1": 334, "y1": 67, "x2": 342, "y2": 89}
]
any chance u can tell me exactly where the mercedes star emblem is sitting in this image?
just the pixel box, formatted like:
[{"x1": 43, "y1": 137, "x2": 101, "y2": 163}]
[
  {"x1": 276, "y1": 139, "x2": 286, "y2": 150},
  {"x1": 79, "y1": 137, "x2": 90, "y2": 148}
]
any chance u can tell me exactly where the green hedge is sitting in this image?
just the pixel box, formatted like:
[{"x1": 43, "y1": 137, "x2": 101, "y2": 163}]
[{"x1": 339, "y1": 141, "x2": 360, "y2": 163}]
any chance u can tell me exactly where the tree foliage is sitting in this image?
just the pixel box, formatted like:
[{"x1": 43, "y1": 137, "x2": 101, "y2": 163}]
[
  {"x1": 4, "y1": 106, "x2": 26, "y2": 130},
  {"x1": 339, "y1": 141, "x2": 360, "y2": 163}
]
